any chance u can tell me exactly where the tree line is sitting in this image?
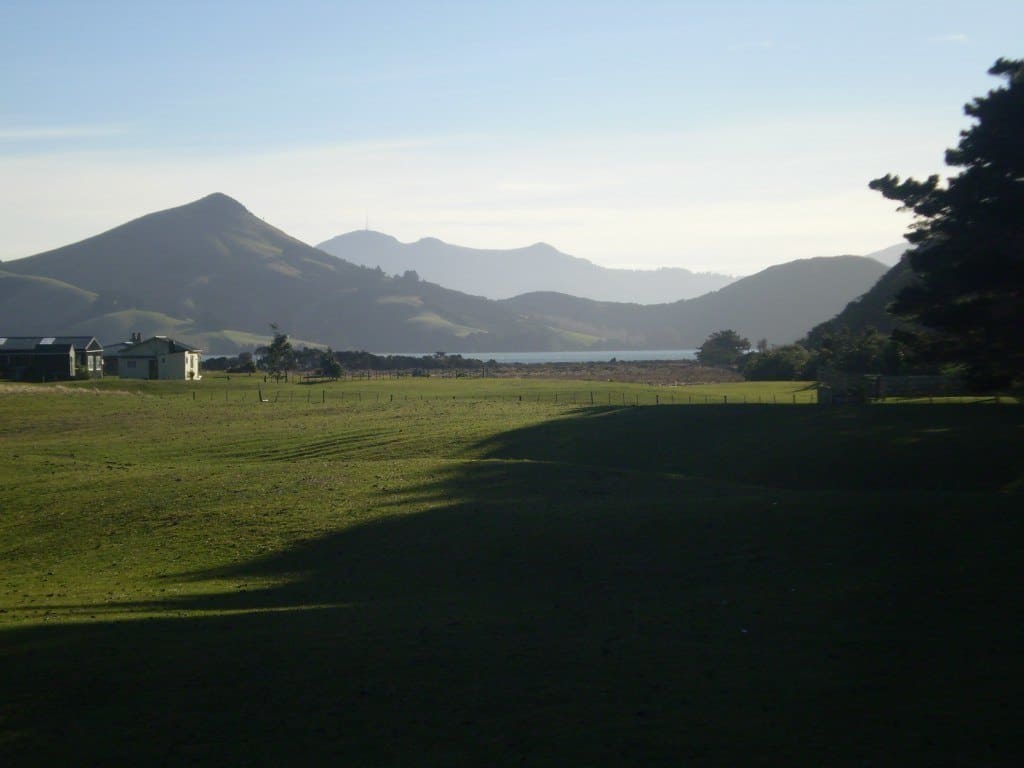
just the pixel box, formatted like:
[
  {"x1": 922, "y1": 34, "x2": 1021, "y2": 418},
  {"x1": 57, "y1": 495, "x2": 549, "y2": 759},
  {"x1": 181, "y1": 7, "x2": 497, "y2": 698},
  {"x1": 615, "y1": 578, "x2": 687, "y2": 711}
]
[
  {"x1": 204, "y1": 329, "x2": 492, "y2": 379},
  {"x1": 696, "y1": 327, "x2": 926, "y2": 381}
]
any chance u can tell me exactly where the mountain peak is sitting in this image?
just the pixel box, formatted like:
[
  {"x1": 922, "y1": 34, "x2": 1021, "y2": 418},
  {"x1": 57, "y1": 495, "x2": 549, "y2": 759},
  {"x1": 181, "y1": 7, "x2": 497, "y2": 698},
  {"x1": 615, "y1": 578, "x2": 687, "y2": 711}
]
[
  {"x1": 317, "y1": 229, "x2": 401, "y2": 251},
  {"x1": 523, "y1": 242, "x2": 561, "y2": 256},
  {"x1": 191, "y1": 192, "x2": 249, "y2": 214}
]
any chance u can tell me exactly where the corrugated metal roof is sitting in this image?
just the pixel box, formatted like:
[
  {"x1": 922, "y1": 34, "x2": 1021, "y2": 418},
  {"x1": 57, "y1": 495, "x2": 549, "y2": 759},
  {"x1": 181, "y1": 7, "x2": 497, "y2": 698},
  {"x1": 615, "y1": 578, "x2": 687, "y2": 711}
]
[{"x1": 0, "y1": 336, "x2": 102, "y2": 352}]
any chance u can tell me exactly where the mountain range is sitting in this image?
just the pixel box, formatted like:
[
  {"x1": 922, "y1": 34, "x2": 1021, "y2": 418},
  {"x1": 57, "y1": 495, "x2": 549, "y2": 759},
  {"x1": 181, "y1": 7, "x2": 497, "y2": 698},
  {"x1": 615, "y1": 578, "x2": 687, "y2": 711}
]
[
  {"x1": 0, "y1": 193, "x2": 888, "y2": 355},
  {"x1": 317, "y1": 230, "x2": 736, "y2": 303},
  {"x1": 499, "y1": 255, "x2": 889, "y2": 349}
]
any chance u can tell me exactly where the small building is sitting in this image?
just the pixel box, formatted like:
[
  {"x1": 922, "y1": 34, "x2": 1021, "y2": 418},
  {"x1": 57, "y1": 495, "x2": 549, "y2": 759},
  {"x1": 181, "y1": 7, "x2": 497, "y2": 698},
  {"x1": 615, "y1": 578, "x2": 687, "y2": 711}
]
[
  {"x1": 116, "y1": 336, "x2": 201, "y2": 380},
  {"x1": 102, "y1": 342, "x2": 132, "y2": 376},
  {"x1": 817, "y1": 367, "x2": 961, "y2": 404},
  {"x1": 0, "y1": 336, "x2": 104, "y2": 381}
]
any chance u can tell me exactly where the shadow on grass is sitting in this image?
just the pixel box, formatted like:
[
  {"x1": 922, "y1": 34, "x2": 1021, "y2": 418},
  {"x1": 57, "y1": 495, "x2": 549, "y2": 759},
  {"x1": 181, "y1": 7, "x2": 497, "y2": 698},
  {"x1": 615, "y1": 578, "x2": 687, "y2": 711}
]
[{"x1": 2, "y1": 406, "x2": 1022, "y2": 765}]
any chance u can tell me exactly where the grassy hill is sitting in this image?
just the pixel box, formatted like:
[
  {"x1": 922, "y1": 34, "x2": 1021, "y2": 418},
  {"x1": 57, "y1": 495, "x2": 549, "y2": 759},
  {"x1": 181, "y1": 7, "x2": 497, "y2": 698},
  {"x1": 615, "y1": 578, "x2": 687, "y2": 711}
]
[
  {"x1": 1, "y1": 377, "x2": 1020, "y2": 764},
  {"x1": 0, "y1": 271, "x2": 98, "y2": 334}
]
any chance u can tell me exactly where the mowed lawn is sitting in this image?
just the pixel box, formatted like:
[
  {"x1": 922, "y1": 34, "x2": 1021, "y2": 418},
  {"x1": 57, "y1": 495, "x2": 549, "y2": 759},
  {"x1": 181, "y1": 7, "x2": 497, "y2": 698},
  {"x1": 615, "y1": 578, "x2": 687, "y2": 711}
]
[{"x1": 1, "y1": 378, "x2": 1021, "y2": 765}]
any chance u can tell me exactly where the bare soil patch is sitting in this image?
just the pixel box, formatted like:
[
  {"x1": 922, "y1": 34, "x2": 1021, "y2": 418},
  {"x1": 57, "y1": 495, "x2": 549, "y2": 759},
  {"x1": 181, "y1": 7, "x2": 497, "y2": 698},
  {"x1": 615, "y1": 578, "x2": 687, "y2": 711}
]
[{"x1": 480, "y1": 359, "x2": 741, "y2": 385}]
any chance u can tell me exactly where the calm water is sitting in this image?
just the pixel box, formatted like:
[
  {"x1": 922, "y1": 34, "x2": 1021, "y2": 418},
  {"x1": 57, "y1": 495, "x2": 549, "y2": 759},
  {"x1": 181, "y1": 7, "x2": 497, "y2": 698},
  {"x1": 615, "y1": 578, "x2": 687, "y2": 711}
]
[{"x1": 384, "y1": 349, "x2": 699, "y2": 364}]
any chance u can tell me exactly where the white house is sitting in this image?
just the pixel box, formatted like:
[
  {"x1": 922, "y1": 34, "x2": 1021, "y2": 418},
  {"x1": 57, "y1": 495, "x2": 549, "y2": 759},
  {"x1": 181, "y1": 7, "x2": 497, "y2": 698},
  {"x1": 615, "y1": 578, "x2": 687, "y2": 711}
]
[{"x1": 116, "y1": 336, "x2": 201, "y2": 380}]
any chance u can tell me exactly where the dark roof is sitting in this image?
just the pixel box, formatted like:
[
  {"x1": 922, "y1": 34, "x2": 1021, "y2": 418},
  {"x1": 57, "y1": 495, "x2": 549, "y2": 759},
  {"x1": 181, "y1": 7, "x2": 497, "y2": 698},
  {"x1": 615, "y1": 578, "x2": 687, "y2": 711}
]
[
  {"x1": 116, "y1": 336, "x2": 201, "y2": 356},
  {"x1": 0, "y1": 336, "x2": 102, "y2": 353}
]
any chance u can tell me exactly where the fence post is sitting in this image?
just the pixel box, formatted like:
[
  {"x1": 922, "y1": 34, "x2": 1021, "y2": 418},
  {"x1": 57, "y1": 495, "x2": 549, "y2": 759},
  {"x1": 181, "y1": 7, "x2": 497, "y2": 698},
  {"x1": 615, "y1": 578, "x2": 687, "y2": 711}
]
[
  {"x1": 724, "y1": 395, "x2": 727, "y2": 404},
  {"x1": 322, "y1": 390, "x2": 325, "y2": 403},
  {"x1": 656, "y1": 394, "x2": 659, "y2": 405}
]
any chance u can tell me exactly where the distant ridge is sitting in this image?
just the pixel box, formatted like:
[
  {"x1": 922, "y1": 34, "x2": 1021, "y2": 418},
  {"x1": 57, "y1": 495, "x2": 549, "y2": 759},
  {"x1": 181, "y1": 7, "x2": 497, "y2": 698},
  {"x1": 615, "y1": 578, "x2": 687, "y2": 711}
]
[
  {"x1": 864, "y1": 243, "x2": 908, "y2": 267},
  {"x1": 501, "y1": 255, "x2": 889, "y2": 347},
  {"x1": 317, "y1": 230, "x2": 737, "y2": 303}
]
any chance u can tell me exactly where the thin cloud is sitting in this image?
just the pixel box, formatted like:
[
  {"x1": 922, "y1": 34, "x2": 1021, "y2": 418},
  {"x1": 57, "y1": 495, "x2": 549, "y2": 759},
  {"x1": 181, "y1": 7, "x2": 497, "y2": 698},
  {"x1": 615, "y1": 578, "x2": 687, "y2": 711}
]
[{"x1": 0, "y1": 124, "x2": 128, "y2": 141}]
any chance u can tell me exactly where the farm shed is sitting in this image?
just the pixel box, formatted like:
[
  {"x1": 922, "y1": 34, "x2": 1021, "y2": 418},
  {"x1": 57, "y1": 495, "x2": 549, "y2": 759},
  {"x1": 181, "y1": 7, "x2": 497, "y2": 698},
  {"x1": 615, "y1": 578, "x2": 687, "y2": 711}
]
[
  {"x1": 0, "y1": 336, "x2": 103, "y2": 381},
  {"x1": 115, "y1": 336, "x2": 201, "y2": 380}
]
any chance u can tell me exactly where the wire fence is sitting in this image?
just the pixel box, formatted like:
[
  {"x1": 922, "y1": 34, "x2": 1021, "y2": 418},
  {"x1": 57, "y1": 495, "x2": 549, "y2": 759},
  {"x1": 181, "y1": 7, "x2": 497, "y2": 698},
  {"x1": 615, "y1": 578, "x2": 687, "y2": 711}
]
[{"x1": 167, "y1": 388, "x2": 821, "y2": 406}]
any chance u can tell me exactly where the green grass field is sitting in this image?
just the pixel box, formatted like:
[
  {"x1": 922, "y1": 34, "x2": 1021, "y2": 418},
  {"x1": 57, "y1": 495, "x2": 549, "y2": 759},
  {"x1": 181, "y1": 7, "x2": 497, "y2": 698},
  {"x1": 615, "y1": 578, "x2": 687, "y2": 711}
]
[{"x1": 1, "y1": 377, "x2": 1021, "y2": 765}]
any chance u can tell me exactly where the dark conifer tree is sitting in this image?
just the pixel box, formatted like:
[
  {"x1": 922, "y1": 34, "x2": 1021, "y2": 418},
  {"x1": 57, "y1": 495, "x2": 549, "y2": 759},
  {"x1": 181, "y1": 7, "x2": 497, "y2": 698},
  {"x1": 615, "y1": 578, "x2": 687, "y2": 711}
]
[{"x1": 870, "y1": 58, "x2": 1024, "y2": 388}]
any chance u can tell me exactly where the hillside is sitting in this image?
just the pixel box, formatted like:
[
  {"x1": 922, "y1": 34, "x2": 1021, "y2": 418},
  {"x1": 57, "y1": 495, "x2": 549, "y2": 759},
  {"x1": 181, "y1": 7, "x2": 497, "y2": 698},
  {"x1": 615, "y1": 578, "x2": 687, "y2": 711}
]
[
  {"x1": 317, "y1": 230, "x2": 736, "y2": 303},
  {"x1": 0, "y1": 194, "x2": 571, "y2": 354},
  {"x1": 0, "y1": 271, "x2": 98, "y2": 334},
  {"x1": 804, "y1": 255, "x2": 917, "y2": 345},
  {"x1": 503, "y1": 256, "x2": 889, "y2": 347}
]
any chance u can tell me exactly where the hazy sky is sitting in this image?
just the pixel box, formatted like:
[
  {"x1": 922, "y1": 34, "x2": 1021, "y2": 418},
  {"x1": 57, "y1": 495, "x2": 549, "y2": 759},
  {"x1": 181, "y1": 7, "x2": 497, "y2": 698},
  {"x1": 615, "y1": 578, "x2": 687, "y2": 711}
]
[{"x1": 2, "y1": 1, "x2": 1021, "y2": 274}]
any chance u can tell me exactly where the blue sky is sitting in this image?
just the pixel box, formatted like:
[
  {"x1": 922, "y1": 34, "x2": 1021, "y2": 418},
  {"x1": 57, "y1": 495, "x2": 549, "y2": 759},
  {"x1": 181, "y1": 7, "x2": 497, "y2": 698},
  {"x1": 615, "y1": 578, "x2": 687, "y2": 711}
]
[{"x1": 2, "y1": 1, "x2": 1021, "y2": 273}]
